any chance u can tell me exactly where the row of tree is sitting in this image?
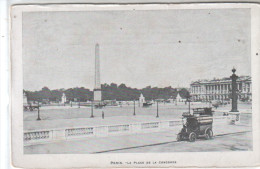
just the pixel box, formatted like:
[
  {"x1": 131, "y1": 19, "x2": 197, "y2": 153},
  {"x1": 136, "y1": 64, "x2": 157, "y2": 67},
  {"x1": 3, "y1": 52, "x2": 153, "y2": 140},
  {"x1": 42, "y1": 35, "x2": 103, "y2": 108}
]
[{"x1": 24, "y1": 83, "x2": 190, "y2": 102}]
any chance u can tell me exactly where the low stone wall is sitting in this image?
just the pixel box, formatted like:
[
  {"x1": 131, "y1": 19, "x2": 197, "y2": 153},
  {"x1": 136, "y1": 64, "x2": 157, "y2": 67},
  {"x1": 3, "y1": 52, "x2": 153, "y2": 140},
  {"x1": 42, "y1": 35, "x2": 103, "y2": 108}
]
[{"x1": 24, "y1": 116, "x2": 226, "y2": 146}]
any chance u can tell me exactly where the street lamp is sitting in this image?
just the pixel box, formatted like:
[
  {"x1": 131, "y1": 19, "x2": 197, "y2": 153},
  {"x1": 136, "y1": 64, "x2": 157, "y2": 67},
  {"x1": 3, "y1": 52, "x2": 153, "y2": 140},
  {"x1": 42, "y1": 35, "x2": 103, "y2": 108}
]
[
  {"x1": 156, "y1": 100, "x2": 159, "y2": 118},
  {"x1": 78, "y1": 98, "x2": 80, "y2": 108},
  {"x1": 90, "y1": 101, "x2": 94, "y2": 118},
  {"x1": 37, "y1": 101, "x2": 41, "y2": 121},
  {"x1": 133, "y1": 100, "x2": 136, "y2": 116},
  {"x1": 102, "y1": 111, "x2": 104, "y2": 119},
  {"x1": 227, "y1": 68, "x2": 240, "y2": 124},
  {"x1": 230, "y1": 68, "x2": 239, "y2": 112},
  {"x1": 186, "y1": 93, "x2": 191, "y2": 114}
]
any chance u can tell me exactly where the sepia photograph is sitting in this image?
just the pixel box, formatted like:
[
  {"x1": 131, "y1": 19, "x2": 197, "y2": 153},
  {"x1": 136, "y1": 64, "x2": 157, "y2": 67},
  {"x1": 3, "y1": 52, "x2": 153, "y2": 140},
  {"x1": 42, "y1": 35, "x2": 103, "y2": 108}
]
[{"x1": 11, "y1": 3, "x2": 260, "y2": 168}]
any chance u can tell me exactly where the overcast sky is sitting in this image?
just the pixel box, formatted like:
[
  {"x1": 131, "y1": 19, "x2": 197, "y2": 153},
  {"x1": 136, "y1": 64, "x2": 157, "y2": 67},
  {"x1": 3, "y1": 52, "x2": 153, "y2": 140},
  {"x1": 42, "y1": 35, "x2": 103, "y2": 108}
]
[{"x1": 23, "y1": 8, "x2": 251, "y2": 91}]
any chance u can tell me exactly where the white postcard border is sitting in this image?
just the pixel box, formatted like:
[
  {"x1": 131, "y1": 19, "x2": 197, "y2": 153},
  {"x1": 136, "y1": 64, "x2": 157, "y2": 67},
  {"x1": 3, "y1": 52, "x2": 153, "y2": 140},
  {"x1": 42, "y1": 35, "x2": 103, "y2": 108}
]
[{"x1": 11, "y1": 3, "x2": 260, "y2": 168}]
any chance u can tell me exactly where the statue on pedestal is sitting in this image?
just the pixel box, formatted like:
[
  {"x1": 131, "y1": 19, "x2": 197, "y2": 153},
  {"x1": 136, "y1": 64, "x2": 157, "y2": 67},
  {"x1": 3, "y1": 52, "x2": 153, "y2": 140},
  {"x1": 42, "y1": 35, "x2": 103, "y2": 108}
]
[
  {"x1": 139, "y1": 93, "x2": 145, "y2": 106},
  {"x1": 61, "y1": 93, "x2": 66, "y2": 105}
]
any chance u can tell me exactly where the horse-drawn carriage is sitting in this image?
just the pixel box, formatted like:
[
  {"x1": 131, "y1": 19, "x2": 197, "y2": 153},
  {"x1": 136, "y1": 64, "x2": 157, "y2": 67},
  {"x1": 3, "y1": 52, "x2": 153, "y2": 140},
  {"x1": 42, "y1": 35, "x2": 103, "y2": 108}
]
[{"x1": 177, "y1": 107, "x2": 214, "y2": 142}]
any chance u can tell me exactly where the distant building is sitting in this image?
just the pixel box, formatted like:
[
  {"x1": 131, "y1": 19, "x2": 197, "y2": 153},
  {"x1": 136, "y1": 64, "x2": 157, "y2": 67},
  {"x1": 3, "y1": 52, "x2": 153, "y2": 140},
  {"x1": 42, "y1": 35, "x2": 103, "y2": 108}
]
[{"x1": 190, "y1": 76, "x2": 251, "y2": 101}]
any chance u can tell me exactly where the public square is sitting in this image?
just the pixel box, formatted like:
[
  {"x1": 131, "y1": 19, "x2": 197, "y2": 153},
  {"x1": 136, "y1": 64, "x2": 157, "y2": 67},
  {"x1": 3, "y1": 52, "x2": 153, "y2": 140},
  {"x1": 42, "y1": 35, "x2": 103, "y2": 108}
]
[
  {"x1": 24, "y1": 102, "x2": 252, "y2": 153},
  {"x1": 21, "y1": 8, "x2": 252, "y2": 154},
  {"x1": 24, "y1": 102, "x2": 251, "y2": 130}
]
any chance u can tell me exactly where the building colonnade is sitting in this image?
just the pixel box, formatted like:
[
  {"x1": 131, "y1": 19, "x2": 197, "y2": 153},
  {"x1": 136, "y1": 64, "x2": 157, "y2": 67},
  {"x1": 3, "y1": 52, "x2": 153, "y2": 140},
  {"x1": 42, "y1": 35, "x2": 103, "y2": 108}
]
[{"x1": 190, "y1": 79, "x2": 251, "y2": 102}]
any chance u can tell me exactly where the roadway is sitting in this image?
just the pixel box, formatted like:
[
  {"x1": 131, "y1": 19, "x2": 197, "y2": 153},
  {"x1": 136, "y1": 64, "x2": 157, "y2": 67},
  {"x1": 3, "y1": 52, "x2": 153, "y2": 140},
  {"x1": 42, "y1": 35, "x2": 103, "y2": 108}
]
[{"x1": 99, "y1": 131, "x2": 252, "y2": 153}]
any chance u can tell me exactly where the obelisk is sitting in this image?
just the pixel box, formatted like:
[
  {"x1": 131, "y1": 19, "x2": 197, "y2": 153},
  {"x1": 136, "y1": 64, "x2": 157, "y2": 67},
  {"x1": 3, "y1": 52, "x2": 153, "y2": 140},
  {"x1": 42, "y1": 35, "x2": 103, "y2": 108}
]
[{"x1": 94, "y1": 43, "x2": 102, "y2": 102}]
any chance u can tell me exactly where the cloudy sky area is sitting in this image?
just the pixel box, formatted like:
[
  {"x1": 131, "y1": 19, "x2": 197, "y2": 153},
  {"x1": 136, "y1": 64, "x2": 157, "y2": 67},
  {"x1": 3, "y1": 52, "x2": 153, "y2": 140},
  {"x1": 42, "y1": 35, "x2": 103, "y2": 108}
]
[{"x1": 23, "y1": 9, "x2": 251, "y2": 91}]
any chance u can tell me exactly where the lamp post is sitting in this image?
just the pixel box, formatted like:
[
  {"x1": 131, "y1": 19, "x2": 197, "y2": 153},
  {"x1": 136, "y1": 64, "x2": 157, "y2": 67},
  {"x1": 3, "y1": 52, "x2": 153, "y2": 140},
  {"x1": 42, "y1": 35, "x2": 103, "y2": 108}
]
[
  {"x1": 230, "y1": 68, "x2": 238, "y2": 112},
  {"x1": 228, "y1": 68, "x2": 240, "y2": 124},
  {"x1": 90, "y1": 101, "x2": 94, "y2": 118},
  {"x1": 186, "y1": 93, "x2": 191, "y2": 114},
  {"x1": 133, "y1": 100, "x2": 136, "y2": 116},
  {"x1": 156, "y1": 100, "x2": 159, "y2": 118},
  {"x1": 37, "y1": 101, "x2": 41, "y2": 121},
  {"x1": 78, "y1": 98, "x2": 80, "y2": 108},
  {"x1": 222, "y1": 95, "x2": 224, "y2": 107}
]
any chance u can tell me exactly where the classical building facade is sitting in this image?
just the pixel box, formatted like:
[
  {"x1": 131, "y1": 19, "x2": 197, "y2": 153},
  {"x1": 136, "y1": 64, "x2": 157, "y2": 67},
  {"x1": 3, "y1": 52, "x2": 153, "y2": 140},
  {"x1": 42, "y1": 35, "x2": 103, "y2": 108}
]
[{"x1": 190, "y1": 76, "x2": 251, "y2": 102}]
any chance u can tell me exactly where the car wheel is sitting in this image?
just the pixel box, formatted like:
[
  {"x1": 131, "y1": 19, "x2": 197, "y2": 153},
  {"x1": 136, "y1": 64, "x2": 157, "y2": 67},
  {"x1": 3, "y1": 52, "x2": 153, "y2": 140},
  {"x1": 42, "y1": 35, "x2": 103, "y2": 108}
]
[
  {"x1": 205, "y1": 129, "x2": 213, "y2": 140},
  {"x1": 189, "y1": 132, "x2": 196, "y2": 142}
]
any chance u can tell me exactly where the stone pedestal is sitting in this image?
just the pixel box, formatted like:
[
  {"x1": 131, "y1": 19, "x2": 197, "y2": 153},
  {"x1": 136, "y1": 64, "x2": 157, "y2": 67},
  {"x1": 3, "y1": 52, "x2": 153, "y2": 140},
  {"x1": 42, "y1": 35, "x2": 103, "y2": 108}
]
[
  {"x1": 94, "y1": 89, "x2": 102, "y2": 102},
  {"x1": 227, "y1": 111, "x2": 240, "y2": 125}
]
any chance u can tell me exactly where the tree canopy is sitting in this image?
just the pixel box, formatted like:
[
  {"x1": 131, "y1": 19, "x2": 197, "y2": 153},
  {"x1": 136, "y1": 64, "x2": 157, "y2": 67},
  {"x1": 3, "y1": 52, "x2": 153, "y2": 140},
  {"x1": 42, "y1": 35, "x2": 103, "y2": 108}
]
[{"x1": 25, "y1": 84, "x2": 190, "y2": 102}]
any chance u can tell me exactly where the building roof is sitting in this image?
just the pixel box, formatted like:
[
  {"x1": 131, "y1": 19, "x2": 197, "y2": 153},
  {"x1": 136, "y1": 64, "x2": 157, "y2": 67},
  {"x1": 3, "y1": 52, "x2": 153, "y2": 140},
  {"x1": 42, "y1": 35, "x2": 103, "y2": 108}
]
[{"x1": 191, "y1": 76, "x2": 251, "y2": 85}]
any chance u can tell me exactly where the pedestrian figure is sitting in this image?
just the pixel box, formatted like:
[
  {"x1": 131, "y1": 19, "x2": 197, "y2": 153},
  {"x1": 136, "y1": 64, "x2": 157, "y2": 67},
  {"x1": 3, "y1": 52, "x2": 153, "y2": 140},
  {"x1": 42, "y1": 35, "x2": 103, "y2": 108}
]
[{"x1": 102, "y1": 111, "x2": 104, "y2": 119}]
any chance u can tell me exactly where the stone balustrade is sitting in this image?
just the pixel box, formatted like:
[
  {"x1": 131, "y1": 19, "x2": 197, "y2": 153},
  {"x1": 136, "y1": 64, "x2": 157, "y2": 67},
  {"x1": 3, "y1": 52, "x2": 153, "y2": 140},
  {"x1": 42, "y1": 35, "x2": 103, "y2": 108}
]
[
  {"x1": 24, "y1": 130, "x2": 51, "y2": 145},
  {"x1": 24, "y1": 117, "x2": 226, "y2": 146},
  {"x1": 108, "y1": 124, "x2": 130, "y2": 133},
  {"x1": 66, "y1": 127, "x2": 94, "y2": 137},
  {"x1": 141, "y1": 122, "x2": 159, "y2": 129}
]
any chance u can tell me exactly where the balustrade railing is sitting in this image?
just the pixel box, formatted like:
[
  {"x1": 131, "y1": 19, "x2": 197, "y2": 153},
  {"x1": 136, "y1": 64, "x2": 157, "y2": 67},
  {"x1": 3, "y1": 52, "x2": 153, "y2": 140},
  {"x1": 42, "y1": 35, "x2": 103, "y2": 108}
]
[
  {"x1": 24, "y1": 117, "x2": 225, "y2": 146},
  {"x1": 108, "y1": 125, "x2": 130, "y2": 133},
  {"x1": 66, "y1": 127, "x2": 94, "y2": 137},
  {"x1": 141, "y1": 122, "x2": 159, "y2": 129},
  {"x1": 24, "y1": 131, "x2": 50, "y2": 141}
]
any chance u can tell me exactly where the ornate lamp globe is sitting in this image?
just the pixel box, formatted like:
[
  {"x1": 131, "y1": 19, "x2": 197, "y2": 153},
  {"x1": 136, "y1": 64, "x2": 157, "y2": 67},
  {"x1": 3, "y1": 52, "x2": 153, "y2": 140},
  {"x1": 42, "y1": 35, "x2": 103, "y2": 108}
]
[{"x1": 232, "y1": 67, "x2": 236, "y2": 74}]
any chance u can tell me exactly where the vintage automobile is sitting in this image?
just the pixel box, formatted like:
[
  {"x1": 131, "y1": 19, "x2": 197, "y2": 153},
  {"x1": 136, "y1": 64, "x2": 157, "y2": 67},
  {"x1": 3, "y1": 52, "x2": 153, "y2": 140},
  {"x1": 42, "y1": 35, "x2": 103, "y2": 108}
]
[{"x1": 177, "y1": 107, "x2": 214, "y2": 142}]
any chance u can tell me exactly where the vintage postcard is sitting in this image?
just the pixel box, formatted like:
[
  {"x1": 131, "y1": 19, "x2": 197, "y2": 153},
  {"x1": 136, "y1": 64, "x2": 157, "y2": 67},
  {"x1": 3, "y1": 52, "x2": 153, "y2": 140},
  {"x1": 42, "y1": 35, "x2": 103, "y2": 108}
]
[{"x1": 11, "y1": 3, "x2": 260, "y2": 168}]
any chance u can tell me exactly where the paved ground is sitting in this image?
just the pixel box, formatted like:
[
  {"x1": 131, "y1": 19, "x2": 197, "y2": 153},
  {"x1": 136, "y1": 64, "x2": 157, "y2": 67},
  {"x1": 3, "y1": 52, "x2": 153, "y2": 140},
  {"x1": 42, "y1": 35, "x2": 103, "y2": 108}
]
[
  {"x1": 24, "y1": 102, "x2": 251, "y2": 131},
  {"x1": 107, "y1": 131, "x2": 252, "y2": 153},
  {"x1": 24, "y1": 115, "x2": 180, "y2": 130},
  {"x1": 24, "y1": 113, "x2": 252, "y2": 154},
  {"x1": 23, "y1": 102, "x2": 252, "y2": 153},
  {"x1": 24, "y1": 102, "x2": 211, "y2": 121}
]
